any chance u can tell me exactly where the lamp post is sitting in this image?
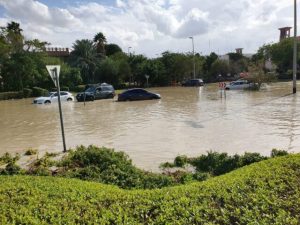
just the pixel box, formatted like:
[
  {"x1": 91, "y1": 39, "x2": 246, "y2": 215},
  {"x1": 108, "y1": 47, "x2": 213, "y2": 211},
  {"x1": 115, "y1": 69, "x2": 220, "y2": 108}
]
[
  {"x1": 128, "y1": 46, "x2": 132, "y2": 56},
  {"x1": 293, "y1": 0, "x2": 297, "y2": 94},
  {"x1": 189, "y1": 36, "x2": 196, "y2": 79}
]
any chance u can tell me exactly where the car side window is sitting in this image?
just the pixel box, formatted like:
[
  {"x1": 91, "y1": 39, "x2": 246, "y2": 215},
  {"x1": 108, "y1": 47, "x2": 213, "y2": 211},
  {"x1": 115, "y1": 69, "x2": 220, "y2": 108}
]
[
  {"x1": 60, "y1": 92, "x2": 67, "y2": 96},
  {"x1": 96, "y1": 88, "x2": 102, "y2": 93}
]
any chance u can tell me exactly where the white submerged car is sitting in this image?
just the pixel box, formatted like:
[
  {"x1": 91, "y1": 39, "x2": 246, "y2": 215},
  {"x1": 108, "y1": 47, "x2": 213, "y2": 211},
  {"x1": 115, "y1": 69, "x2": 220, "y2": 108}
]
[
  {"x1": 225, "y1": 80, "x2": 254, "y2": 90},
  {"x1": 33, "y1": 91, "x2": 74, "y2": 104}
]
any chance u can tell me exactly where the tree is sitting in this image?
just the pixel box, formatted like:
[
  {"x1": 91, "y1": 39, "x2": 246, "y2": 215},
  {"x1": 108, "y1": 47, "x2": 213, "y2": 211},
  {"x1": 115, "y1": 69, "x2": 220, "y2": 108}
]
[
  {"x1": 0, "y1": 21, "x2": 50, "y2": 91},
  {"x1": 70, "y1": 39, "x2": 98, "y2": 83},
  {"x1": 246, "y1": 61, "x2": 277, "y2": 90},
  {"x1": 1, "y1": 21, "x2": 24, "y2": 53},
  {"x1": 105, "y1": 44, "x2": 122, "y2": 56},
  {"x1": 95, "y1": 58, "x2": 119, "y2": 86},
  {"x1": 209, "y1": 60, "x2": 230, "y2": 78},
  {"x1": 94, "y1": 32, "x2": 107, "y2": 56}
]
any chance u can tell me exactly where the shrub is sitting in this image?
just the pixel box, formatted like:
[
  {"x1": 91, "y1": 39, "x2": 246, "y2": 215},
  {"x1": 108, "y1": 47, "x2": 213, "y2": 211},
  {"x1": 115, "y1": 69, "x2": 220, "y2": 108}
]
[
  {"x1": 193, "y1": 172, "x2": 210, "y2": 181},
  {"x1": 32, "y1": 87, "x2": 49, "y2": 97},
  {"x1": 22, "y1": 88, "x2": 33, "y2": 98},
  {"x1": 1, "y1": 154, "x2": 300, "y2": 224},
  {"x1": 70, "y1": 85, "x2": 86, "y2": 92},
  {"x1": 271, "y1": 149, "x2": 289, "y2": 157},
  {"x1": 0, "y1": 162, "x2": 21, "y2": 175},
  {"x1": 239, "y1": 152, "x2": 267, "y2": 166},
  {"x1": 174, "y1": 155, "x2": 188, "y2": 167},
  {"x1": 51, "y1": 86, "x2": 69, "y2": 92},
  {"x1": 0, "y1": 92, "x2": 23, "y2": 100},
  {"x1": 189, "y1": 151, "x2": 239, "y2": 175},
  {"x1": 0, "y1": 152, "x2": 20, "y2": 165},
  {"x1": 24, "y1": 148, "x2": 38, "y2": 156},
  {"x1": 54, "y1": 145, "x2": 176, "y2": 189}
]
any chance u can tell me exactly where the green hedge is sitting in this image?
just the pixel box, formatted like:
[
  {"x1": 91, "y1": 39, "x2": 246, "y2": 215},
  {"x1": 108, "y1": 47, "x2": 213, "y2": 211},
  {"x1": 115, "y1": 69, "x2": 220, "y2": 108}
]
[
  {"x1": 0, "y1": 154, "x2": 300, "y2": 224},
  {"x1": 70, "y1": 85, "x2": 86, "y2": 92},
  {"x1": 32, "y1": 87, "x2": 49, "y2": 97},
  {"x1": 22, "y1": 88, "x2": 33, "y2": 98},
  {"x1": 0, "y1": 91, "x2": 23, "y2": 100}
]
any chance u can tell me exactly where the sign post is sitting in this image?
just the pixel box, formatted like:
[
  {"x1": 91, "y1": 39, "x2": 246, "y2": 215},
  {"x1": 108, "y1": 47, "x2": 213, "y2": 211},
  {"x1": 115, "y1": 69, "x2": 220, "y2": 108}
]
[
  {"x1": 145, "y1": 74, "x2": 150, "y2": 87},
  {"x1": 46, "y1": 65, "x2": 67, "y2": 152}
]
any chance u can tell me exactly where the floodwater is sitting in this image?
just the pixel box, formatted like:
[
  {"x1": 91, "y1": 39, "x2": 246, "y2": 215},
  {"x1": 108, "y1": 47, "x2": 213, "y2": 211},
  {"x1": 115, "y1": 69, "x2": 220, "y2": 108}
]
[{"x1": 0, "y1": 82, "x2": 300, "y2": 171}]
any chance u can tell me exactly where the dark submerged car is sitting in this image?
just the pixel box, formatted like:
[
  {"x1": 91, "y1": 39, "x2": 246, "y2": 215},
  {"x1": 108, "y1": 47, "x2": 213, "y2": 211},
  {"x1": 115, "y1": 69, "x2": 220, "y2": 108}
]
[
  {"x1": 182, "y1": 79, "x2": 204, "y2": 87},
  {"x1": 76, "y1": 83, "x2": 115, "y2": 102},
  {"x1": 118, "y1": 88, "x2": 161, "y2": 101}
]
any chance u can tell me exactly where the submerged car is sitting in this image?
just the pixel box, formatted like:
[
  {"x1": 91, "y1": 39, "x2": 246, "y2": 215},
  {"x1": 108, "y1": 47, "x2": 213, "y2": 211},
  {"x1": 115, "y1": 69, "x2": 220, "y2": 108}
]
[
  {"x1": 76, "y1": 83, "x2": 115, "y2": 102},
  {"x1": 225, "y1": 80, "x2": 254, "y2": 90},
  {"x1": 118, "y1": 89, "x2": 161, "y2": 101},
  {"x1": 33, "y1": 91, "x2": 74, "y2": 104},
  {"x1": 182, "y1": 79, "x2": 204, "y2": 87}
]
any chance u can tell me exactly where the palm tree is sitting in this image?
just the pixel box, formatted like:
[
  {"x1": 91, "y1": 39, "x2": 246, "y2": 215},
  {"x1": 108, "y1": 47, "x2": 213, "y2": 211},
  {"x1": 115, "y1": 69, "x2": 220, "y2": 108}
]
[
  {"x1": 3, "y1": 21, "x2": 24, "y2": 53},
  {"x1": 93, "y1": 32, "x2": 107, "y2": 56},
  {"x1": 70, "y1": 39, "x2": 98, "y2": 83}
]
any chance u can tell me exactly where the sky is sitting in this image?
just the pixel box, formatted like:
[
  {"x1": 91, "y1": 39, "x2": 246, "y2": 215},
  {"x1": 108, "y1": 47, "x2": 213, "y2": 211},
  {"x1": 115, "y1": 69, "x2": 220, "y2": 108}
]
[{"x1": 0, "y1": 0, "x2": 295, "y2": 57}]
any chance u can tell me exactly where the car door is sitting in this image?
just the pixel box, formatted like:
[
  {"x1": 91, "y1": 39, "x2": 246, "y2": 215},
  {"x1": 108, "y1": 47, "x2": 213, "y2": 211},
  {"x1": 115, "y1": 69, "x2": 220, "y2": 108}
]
[
  {"x1": 51, "y1": 93, "x2": 58, "y2": 102},
  {"x1": 95, "y1": 88, "x2": 102, "y2": 99},
  {"x1": 136, "y1": 89, "x2": 149, "y2": 100},
  {"x1": 60, "y1": 92, "x2": 68, "y2": 101}
]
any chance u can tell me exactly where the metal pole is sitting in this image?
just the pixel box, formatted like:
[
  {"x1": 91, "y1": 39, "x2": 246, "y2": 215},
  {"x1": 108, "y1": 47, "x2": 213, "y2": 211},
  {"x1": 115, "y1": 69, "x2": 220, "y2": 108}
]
[
  {"x1": 189, "y1": 37, "x2": 196, "y2": 79},
  {"x1": 53, "y1": 68, "x2": 67, "y2": 152},
  {"x1": 293, "y1": 0, "x2": 297, "y2": 94}
]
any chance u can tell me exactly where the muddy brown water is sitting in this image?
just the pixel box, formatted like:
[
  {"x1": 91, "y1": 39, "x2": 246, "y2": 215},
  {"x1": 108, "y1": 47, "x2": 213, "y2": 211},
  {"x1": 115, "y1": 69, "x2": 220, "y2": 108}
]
[{"x1": 0, "y1": 82, "x2": 299, "y2": 171}]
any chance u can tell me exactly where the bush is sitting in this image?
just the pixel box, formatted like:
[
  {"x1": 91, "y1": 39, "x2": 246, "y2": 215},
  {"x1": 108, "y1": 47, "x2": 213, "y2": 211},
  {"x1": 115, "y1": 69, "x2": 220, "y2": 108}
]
[
  {"x1": 54, "y1": 145, "x2": 176, "y2": 189},
  {"x1": 1, "y1": 154, "x2": 300, "y2": 224},
  {"x1": 51, "y1": 86, "x2": 69, "y2": 92},
  {"x1": 239, "y1": 152, "x2": 268, "y2": 166},
  {"x1": 0, "y1": 152, "x2": 20, "y2": 165},
  {"x1": 271, "y1": 149, "x2": 289, "y2": 157},
  {"x1": 189, "y1": 151, "x2": 240, "y2": 175},
  {"x1": 70, "y1": 85, "x2": 86, "y2": 92},
  {"x1": 0, "y1": 162, "x2": 21, "y2": 175},
  {"x1": 193, "y1": 172, "x2": 210, "y2": 181},
  {"x1": 32, "y1": 87, "x2": 49, "y2": 97},
  {"x1": 174, "y1": 155, "x2": 188, "y2": 167},
  {"x1": 22, "y1": 88, "x2": 32, "y2": 98},
  {"x1": 24, "y1": 148, "x2": 38, "y2": 156},
  {"x1": 0, "y1": 91, "x2": 23, "y2": 100}
]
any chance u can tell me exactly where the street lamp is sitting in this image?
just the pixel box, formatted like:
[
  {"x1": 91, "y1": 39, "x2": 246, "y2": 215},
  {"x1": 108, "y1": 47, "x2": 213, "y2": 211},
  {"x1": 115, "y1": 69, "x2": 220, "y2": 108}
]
[
  {"x1": 189, "y1": 36, "x2": 196, "y2": 79},
  {"x1": 293, "y1": 0, "x2": 297, "y2": 94},
  {"x1": 128, "y1": 46, "x2": 132, "y2": 56}
]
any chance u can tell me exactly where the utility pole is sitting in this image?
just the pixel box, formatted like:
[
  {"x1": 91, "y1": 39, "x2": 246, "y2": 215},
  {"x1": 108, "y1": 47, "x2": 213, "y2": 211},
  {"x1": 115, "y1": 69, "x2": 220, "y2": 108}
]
[
  {"x1": 293, "y1": 0, "x2": 297, "y2": 94},
  {"x1": 189, "y1": 36, "x2": 196, "y2": 79}
]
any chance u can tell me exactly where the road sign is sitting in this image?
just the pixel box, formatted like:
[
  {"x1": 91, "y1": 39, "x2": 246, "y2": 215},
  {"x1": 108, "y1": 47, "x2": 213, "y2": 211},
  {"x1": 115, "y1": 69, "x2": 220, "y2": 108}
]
[
  {"x1": 45, "y1": 65, "x2": 66, "y2": 152},
  {"x1": 46, "y1": 65, "x2": 61, "y2": 87}
]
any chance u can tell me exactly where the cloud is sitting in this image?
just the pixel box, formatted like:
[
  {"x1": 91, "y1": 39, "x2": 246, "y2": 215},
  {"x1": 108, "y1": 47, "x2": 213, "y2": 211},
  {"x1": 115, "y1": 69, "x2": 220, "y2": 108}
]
[{"x1": 0, "y1": 0, "x2": 295, "y2": 56}]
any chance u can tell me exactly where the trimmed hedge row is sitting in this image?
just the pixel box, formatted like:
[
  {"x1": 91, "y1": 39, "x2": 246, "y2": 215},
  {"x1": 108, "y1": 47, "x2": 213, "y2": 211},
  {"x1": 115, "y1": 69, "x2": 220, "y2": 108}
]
[
  {"x1": 0, "y1": 154, "x2": 300, "y2": 224},
  {"x1": 0, "y1": 91, "x2": 23, "y2": 100},
  {"x1": 0, "y1": 87, "x2": 49, "y2": 100}
]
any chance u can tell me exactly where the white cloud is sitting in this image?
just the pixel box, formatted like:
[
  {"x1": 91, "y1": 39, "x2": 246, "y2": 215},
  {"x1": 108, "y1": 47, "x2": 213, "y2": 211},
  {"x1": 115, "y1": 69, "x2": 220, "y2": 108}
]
[{"x1": 0, "y1": 0, "x2": 296, "y2": 56}]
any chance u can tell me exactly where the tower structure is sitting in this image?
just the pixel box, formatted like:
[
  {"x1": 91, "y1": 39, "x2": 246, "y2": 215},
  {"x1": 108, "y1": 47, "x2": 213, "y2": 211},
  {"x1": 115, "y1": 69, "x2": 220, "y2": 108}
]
[
  {"x1": 279, "y1": 27, "x2": 292, "y2": 41},
  {"x1": 236, "y1": 48, "x2": 243, "y2": 54}
]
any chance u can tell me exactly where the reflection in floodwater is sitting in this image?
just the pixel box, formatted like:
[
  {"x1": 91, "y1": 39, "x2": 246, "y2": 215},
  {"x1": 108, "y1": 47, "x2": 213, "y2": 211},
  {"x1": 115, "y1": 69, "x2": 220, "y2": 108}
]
[{"x1": 0, "y1": 82, "x2": 300, "y2": 171}]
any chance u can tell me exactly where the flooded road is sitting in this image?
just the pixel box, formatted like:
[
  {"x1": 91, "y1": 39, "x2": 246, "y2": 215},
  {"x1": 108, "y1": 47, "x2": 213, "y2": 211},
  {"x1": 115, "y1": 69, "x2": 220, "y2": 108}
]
[{"x1": 0, "y1": 82, "x2": 300, "y2": 171}]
